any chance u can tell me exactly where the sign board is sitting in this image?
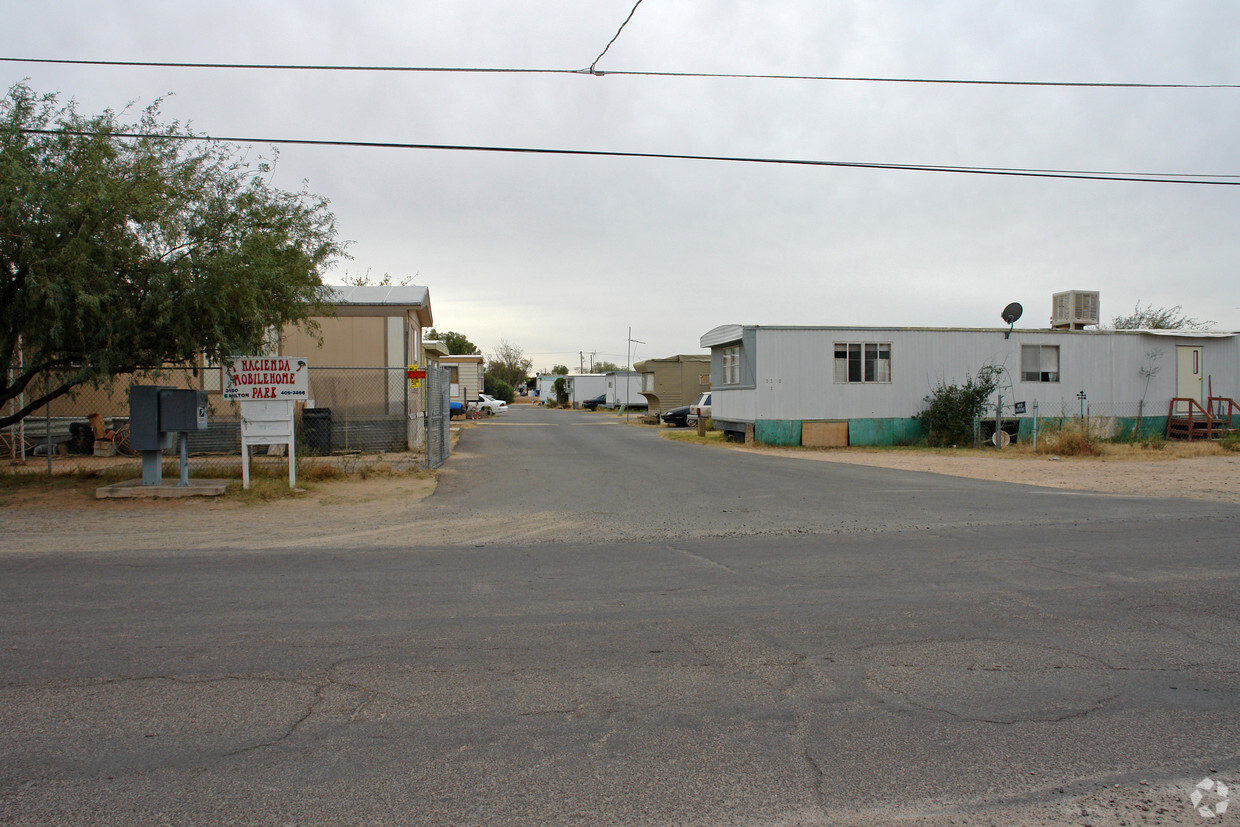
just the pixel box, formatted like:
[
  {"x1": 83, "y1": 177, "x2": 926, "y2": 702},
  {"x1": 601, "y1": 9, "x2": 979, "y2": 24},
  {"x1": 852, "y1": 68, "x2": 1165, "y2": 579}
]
[
  {"x1": 1014, "y1": 401, "x2": 1026, "y2": 415},
  {"x1": 407, "y1": 364, "x2": 424, "y2": 389},
  {"x1": 241, "y1": 400, "x2": 294, "y2": 439},
  {"x1": 224, "y1": 357, "x2": 310, "y2": 401},
  {"x1": 239, "y1": 399, "x2": 296, "y2": 489}
]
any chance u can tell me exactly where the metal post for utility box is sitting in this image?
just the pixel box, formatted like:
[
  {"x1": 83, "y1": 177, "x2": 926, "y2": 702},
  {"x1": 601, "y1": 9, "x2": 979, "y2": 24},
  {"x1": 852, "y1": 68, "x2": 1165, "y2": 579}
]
[{"x1": 179, "y1": 435, "x2": 190, "y2": 487}]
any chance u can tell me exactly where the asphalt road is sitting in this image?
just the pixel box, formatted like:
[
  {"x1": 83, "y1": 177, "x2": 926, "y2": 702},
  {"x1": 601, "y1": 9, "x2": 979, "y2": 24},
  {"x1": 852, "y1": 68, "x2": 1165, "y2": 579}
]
[{"x1": 3, "y1": 405, "x2": 1239, "y2": 824}]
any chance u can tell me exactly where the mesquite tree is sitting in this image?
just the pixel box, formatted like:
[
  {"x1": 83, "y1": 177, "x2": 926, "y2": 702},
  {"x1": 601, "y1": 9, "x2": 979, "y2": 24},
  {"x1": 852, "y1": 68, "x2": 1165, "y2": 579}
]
[{"x1": 1, "y1": 83, "x2": 343, "y2": 428}]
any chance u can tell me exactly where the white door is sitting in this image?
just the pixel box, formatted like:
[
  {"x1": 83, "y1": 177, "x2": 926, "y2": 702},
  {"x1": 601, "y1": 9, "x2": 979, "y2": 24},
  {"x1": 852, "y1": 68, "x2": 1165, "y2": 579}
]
[{"x1": 1176, "y1": 345, "x2": 1203, "y2": 414}]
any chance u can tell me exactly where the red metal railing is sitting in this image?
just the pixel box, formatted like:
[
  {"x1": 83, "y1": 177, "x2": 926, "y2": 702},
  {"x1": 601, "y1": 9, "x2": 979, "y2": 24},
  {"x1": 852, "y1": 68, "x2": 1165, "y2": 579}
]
[
  {"x1": 1210, "y1": 396, "x2": 1239, "y2": 433},
  {"x1": 1167, "y1": 397, "x2": 1212, "y2": 440},
  {"x1": 1167, "y1": 396, "x2": 1238, "y2": 441}
]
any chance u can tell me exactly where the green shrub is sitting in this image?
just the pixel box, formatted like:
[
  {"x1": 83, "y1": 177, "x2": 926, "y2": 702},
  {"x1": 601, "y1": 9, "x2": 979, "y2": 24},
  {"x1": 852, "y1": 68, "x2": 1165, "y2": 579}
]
[
  {"x1": 553, "y1": 377, "x2": 569, "y2": 407},
  {"x1": 917, "y1": 367, "x2": 1000, "y2": 448},
  {"x1": 1220, "y1": 433, "x2": 1240, "y2": 452}
]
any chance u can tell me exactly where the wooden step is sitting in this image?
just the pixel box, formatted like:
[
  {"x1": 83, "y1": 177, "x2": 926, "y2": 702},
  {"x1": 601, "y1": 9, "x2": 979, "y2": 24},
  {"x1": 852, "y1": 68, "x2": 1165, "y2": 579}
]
[{"x1": 1167, "y1": 417, "x2": 1235, "y2": 440}]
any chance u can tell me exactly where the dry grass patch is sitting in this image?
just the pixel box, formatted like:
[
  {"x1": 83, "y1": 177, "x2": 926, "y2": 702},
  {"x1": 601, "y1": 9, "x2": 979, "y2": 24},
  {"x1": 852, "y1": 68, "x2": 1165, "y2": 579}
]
[{"x1": 661, "y1": 429, "x2": 729, "y2": 446}]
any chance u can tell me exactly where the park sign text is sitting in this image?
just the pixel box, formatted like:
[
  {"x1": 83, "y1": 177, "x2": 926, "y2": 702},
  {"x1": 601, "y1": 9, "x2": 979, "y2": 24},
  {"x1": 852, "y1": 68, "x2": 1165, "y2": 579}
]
[{"x1": 224, "y1": 357, "x2": 309, "y2": 400}]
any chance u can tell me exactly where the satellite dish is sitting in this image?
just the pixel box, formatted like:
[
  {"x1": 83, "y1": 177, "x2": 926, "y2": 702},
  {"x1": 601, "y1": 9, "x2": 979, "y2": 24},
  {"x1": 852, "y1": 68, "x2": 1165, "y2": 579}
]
[{"x1": 1001, "y1": 302, "x2": 1023, "y2": 339}]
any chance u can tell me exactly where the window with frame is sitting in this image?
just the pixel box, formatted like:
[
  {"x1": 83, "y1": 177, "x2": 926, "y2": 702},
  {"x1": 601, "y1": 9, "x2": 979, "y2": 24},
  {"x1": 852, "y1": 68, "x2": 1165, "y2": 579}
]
[
  {"x1": 1021, "y1": 345, "x2": 1060, "y2": 382},
  {"x1": 720, "y1": 345, "x2": 741, "y2": 385},
  {"x1": 834, "y1": 342, "x2": 891, "y2": 383}
]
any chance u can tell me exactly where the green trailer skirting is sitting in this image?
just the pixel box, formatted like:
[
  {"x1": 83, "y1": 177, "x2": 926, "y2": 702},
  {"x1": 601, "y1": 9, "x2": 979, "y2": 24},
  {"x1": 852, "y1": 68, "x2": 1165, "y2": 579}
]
[
  {"x1": 1105, "y1": 416, "x2": 1170, "y2": 439},
  {"x1": 1020, "y1": 416, "x2": 1170, "y2": 442},
  {"x1": 845, "y1": 417, "x2": 922, "y2": 447},
  {"x1": 753, "y1": 417, "x2": 923, "y2": 447},
  {"x1": 754, "y1": 420, "x2": 802, "y2": 446},
  {"x1": 752, "y1": 413, "x2": 1189, "y2": 449}
]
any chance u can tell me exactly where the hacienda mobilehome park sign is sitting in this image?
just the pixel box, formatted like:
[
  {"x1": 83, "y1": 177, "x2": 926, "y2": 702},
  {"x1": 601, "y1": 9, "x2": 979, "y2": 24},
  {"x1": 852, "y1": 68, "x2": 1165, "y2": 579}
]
[
  {"x1": 224, "y1": 357, "x2": 310, "y2": 489},
  {"x1": 223, "y1": 357, "x2": 309, "y2": 401}
]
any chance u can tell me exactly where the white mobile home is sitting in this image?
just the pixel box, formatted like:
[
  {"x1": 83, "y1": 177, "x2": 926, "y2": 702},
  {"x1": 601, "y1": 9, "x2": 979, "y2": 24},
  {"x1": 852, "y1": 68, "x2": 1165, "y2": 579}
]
[
  {"x1": 700, "y1": 323, "x2": 1240, "y2": 446},
  {"x1": 566, "y1": 374, "x2": 609, "y2": 407},
  {"x1": 535, "y1": 374, "x2": 558, "y2": 402},
  {"x1": 536, "y1": 374, "x2": 609, "y2": 407},
  {"x1": 604, "y1": 372, "x2": 647, "y2": 408}
]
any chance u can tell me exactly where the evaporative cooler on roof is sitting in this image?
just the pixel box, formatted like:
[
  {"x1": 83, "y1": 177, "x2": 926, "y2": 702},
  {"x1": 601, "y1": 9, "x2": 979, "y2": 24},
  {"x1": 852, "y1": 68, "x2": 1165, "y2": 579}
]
[{"x1": 1050, "y1": 290, "x2": 1100, "y2": 329}]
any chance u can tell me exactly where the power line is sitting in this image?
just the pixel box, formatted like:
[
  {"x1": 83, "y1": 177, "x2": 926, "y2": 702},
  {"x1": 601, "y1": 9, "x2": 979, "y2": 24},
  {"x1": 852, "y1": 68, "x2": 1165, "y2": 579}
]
[
  {"x1": 589, "y1": 0, "x2": 644, "y2": 74},
  {"x1": 574, "y1": 69, "x2": 1240, "y2": 89},
  {"x1": 19, "y1": 128, "x2": 1240, "y2": 186},
  {"x1": 3, "y1": 56, "x2": 1236, "y2": 89}
]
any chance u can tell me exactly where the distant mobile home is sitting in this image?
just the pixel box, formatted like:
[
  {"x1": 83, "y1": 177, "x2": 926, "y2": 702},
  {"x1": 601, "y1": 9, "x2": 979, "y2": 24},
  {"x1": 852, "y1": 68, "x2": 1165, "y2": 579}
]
[
  {"x1": 535, "y1": 374, "x2": 558, "y2": 401},
  {"x1": 566, "y1": 374, "x2": 608, "y2": 407},
  {"x1": 438, "y1": 354, "x2": 485, "y2": 405},
  {"x1": 534, "y1": 374, "x2": 609, "y2": 407},
  {"x1": 700, "y1": 323, "x2": 1240, "y2": 446},
  {"x1": 633, "y1": 354, "x2": 711, "y2": 414},
  {"x1": 604, "y1": 372, "x2": 647, "y2": 408}
]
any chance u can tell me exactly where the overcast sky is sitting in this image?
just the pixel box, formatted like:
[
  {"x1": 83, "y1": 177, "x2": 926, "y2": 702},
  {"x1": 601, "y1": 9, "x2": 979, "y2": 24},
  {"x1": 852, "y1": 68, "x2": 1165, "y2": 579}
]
[{"x1": 5, "y1": 1, "x2": 1239, "y2": 370}]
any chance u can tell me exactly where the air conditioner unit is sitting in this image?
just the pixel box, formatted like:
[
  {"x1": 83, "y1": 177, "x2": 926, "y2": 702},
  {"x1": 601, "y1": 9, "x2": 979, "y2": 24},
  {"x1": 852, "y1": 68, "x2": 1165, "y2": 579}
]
[{"x1": 1050, "y1": 290, "x2": 1100, "y2": 329}]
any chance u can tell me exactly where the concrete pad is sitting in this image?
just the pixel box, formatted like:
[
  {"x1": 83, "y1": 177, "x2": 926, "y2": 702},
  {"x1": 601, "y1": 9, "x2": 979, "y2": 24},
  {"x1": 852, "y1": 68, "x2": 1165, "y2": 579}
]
[{"x1": 95, "y1": 478, "x2": 230, "y2": 499}]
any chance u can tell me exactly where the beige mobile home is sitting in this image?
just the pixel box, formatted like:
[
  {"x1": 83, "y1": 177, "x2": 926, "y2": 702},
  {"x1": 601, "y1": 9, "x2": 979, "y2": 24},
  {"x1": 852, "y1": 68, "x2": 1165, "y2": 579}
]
[
  {"x1": 633, "y1": 354, "x2": 711, "y2": 414},
  {"x1": 439, "y1": 354, "x2": 485, "y2": 405}
]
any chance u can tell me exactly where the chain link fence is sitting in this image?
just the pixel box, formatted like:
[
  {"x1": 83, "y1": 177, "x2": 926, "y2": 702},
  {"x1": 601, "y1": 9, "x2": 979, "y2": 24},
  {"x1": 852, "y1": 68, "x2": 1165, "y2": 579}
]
[
  {"x1": 3, "y1": 367, "x2": 449, "y2": 477},
  {"x1": 424, "y1": 364, "x2": 451, "y2": 469}
]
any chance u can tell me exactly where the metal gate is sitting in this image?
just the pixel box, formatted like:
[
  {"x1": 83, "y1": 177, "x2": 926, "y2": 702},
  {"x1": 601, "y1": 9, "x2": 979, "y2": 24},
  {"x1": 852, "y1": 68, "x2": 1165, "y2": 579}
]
[{"x1": 424, "y1": 364, "x2": 451, "y2": 469}]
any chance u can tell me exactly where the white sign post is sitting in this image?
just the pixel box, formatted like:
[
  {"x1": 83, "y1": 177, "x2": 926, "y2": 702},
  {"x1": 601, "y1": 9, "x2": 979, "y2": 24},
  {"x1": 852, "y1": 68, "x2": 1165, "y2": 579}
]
[
  {"x1": 240, "y1": 400, "x2": 296, "y2": 489},
  {"x1": 226, "y1": 358, "x2": 309, "y2": 489}
]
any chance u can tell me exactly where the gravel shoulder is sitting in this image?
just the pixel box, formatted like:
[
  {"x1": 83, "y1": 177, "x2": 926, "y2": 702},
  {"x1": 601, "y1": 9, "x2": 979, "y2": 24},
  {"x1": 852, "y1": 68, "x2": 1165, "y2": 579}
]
[{"x1": 733, "y1": 442, "x2": 1240, "y2": 504}]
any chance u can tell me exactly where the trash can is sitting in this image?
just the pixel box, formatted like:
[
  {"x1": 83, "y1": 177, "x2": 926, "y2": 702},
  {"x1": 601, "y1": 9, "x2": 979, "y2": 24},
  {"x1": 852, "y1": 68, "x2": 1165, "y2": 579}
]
[
  {"x1": 68, "y1": 421, "x2": 95, "y2": 454},
  {"x1": 302, "y1": 407, "x2": 332, "y2": 455}
]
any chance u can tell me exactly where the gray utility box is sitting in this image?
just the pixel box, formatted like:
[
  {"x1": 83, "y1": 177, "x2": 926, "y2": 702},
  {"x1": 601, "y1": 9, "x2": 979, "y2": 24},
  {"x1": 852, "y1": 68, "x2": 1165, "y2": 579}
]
[
  {"x1": 129, "y1": 386, "x2": 210, "y2": 487},
  {"x1": 160, "y1": 388, "x2": 209, "y2": 432},
  {"x1": 129, "y1": 386, "x2": 209, "y2": 451}
]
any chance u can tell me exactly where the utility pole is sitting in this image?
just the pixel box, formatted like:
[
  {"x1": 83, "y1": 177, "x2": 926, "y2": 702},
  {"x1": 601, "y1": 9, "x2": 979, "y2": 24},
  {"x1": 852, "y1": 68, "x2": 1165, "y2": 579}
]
[
  {"x1": 626, "y1": 327, "x2": 644, "y2": 421},
  {"x1": 579, "y1": 351, "x2": 584, "y2": 373}
]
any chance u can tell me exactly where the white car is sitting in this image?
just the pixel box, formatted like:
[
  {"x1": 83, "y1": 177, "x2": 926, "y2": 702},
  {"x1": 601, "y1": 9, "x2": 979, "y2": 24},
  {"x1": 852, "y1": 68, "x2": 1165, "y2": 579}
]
[
  {"x1": 469, "y1": 393, "x2": 508, "y2": 416},
  {"x1": 686, "y1": 392, "x2": 711, "y2": 426}
]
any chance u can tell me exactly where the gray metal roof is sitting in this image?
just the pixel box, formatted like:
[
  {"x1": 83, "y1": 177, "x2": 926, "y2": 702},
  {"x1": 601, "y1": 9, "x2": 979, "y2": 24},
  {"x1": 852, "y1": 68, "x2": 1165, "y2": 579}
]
[
  {"x1": 701, "y1": 322, "x2": 1236, "y2": 347},
  {"x1": 1136, "y1": 328, "x2": 1236, "y2": 338},
  {"x1": 327, "y1": 285, "x2": 429, "y2": 306}
]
